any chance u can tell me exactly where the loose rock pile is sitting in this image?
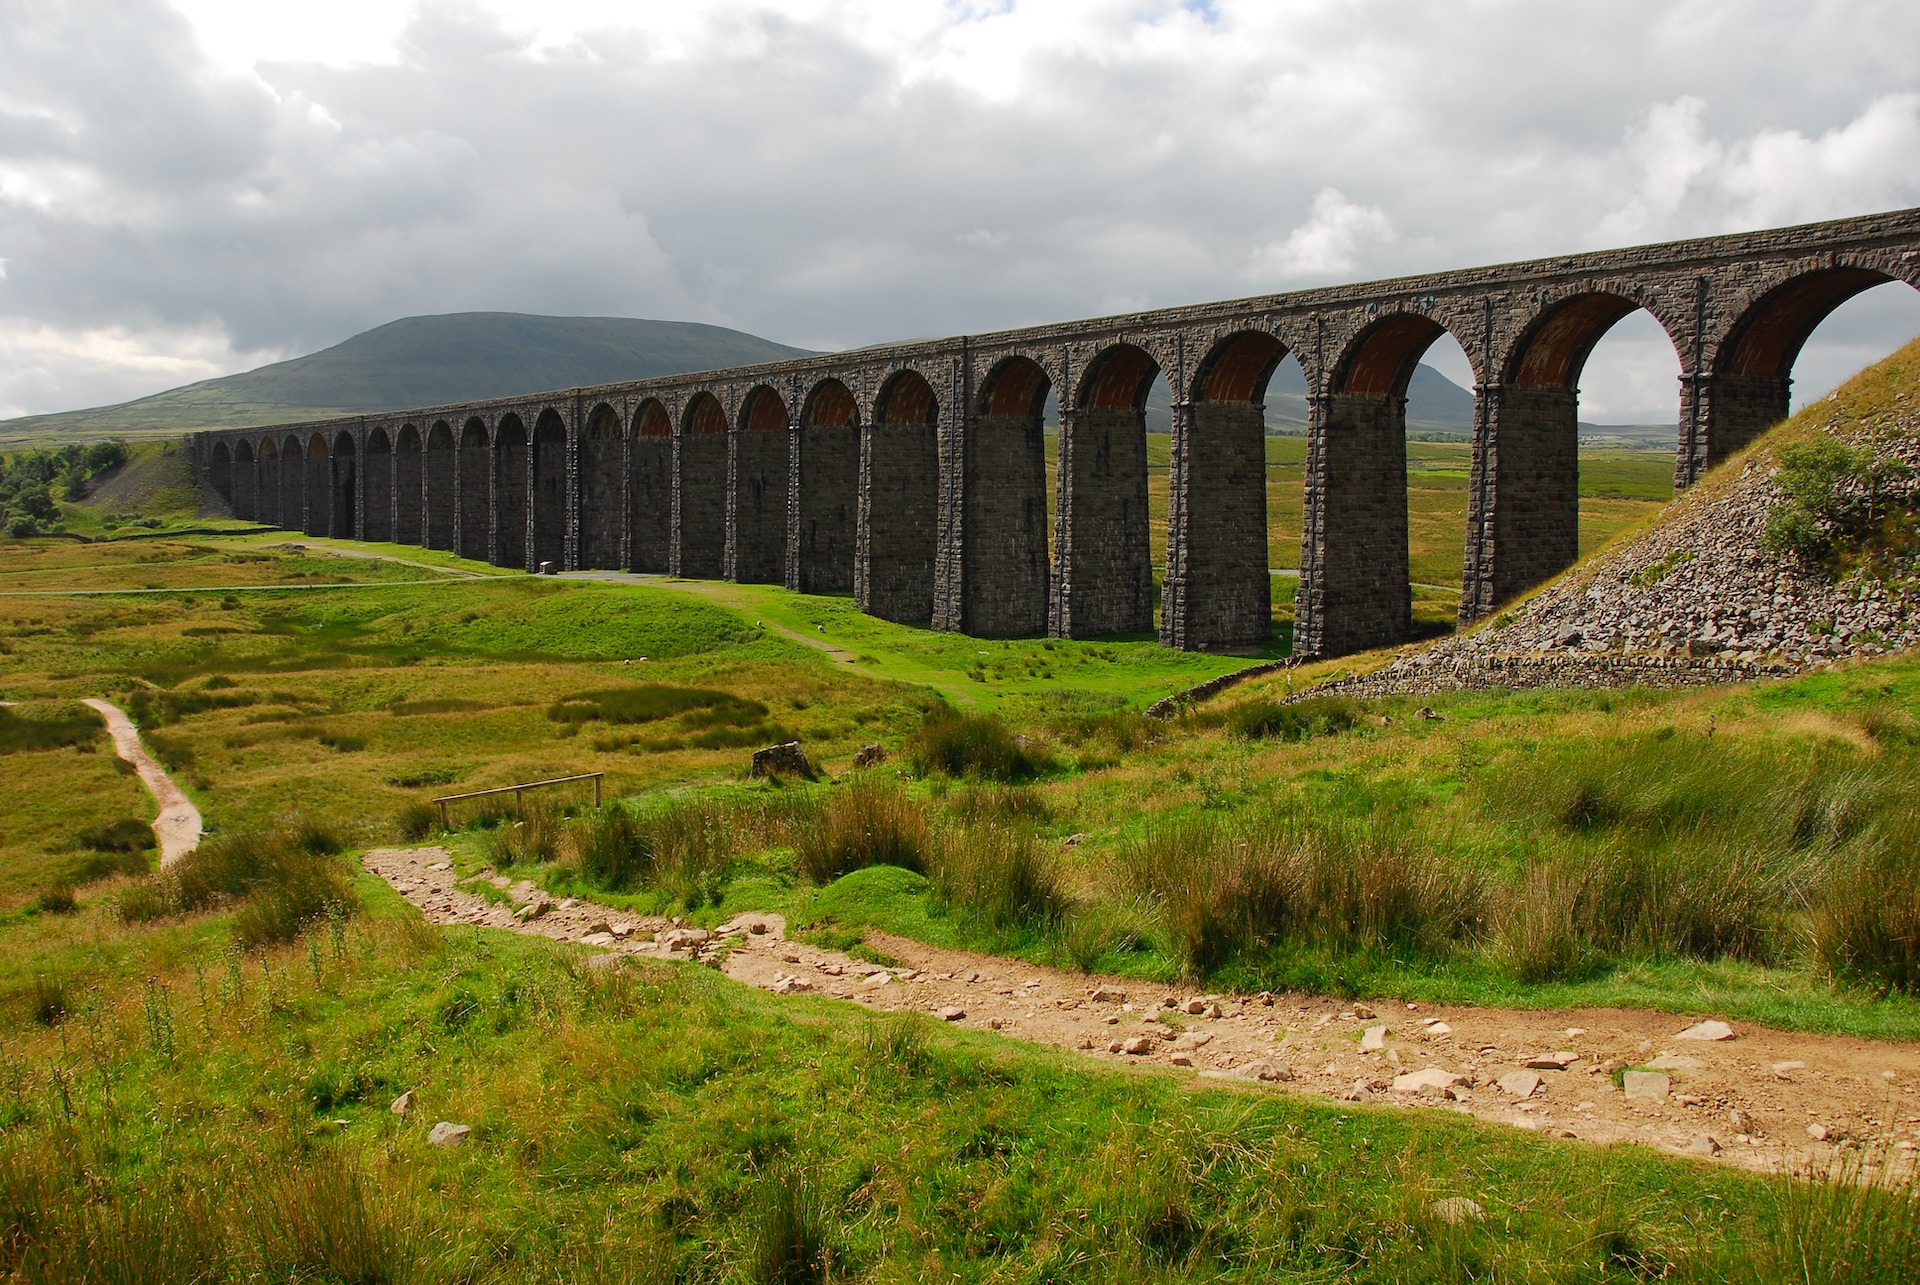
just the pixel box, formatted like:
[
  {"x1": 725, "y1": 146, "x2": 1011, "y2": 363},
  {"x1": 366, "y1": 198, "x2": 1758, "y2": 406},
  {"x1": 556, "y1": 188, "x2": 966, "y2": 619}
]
[{"x1": 1309, "y1": 403, "x2": 1920, "y2": 701}]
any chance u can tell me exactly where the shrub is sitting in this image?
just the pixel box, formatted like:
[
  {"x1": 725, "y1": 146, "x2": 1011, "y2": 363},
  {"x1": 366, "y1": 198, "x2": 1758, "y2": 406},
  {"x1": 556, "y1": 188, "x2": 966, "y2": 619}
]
[
  {"x1": 0, "y1": 705, "x2": 99, "y2": 754},
  {"x1": 487, "y1": 802, "x2": 563, "y2": 868},
  {"x1": 906, "y1": 712, "x2": 1052, "y2": 781},
  {"x1": 1759, "y1": 436, "x2": 1912, "y2": 570},
  {"x1": 926, "y1": 821, "x2": 1063, "y2": 934},
  {"x1": 1813, "y1": 826, "x2": 1920, "y2": 994},
  {"x1": 944, "y1": 784, "x2": 1050, "y2": 827},
  {"x1": 394, "y1": 801, "x2": 439, "y2": 842},
  {"x1": 117, "y1": 824, "x2": 357, "y2": 946},
  {"x1": 24, "y1": 975, "x2": 69, "y2": 1027},
  {"x1": 744, "y1": 1166, "x2": 834, "y2": 1285},
  {"x1": 76, "y1": 818, "x2": 155, "y2": 853},
  {"x1": 795, "y1": 779, "x2": 928, "y2": 884},
  {"x1": 1124, "y1": 812, "x2": 1479, "y2": 977},
  {"x1": 34, "y1": 885, "x2": 76, "y2": 916},
  {"x1": 562, "y1": 800, "x2": 738, "y2": 908},
  {"x1": 1228, "y1": 696, "x2": 1362, "y2": 743},
  {"x1": 66, "y1": 848, "x2": 149, "y2": 884}
]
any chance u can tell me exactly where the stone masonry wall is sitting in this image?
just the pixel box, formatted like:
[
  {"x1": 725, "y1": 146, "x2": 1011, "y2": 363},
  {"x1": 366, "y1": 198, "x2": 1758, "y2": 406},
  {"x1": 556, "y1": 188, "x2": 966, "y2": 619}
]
[
  {"x1": 1054, "y1": 407, "x2": 1152, "y2": 637},
  {"x1": 963, "y1": 412, "x2": 1050, "y2": 637},
  {"x1": 798, "y1": 424, "x2": 857, "y2": 593},
  {"x1": 858, "y1": 423, "x2": 939, "y2": 622}
]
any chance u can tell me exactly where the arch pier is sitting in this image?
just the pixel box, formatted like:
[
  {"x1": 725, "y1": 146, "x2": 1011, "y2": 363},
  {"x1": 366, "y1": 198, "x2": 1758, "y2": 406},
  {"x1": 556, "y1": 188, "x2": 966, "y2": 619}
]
[{"x1": 188, "y1": 208, "x2": 1920, "y2": 658}]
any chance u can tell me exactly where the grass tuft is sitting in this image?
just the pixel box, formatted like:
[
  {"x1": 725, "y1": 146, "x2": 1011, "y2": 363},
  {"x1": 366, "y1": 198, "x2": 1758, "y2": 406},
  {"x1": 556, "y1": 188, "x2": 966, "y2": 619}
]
[{"x1": 795, "y1": 778, "x2": 927, "y2": 884}]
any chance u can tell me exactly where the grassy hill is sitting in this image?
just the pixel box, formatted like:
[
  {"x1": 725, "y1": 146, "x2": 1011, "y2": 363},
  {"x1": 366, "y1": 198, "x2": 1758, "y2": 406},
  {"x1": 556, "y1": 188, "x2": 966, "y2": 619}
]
[{"x1": 0, "y1": 313, "x2": 816, "y2": 443}]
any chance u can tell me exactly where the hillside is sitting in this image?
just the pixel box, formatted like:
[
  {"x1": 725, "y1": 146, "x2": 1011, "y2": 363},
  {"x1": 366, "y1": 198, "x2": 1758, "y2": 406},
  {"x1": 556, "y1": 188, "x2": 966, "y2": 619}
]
[
  {"x1": 0, "y1": 313, "x2": 815, "y2": 441},
  {"x1": 1308, "y1": 336, "x2": 1920, "y2": 696}
]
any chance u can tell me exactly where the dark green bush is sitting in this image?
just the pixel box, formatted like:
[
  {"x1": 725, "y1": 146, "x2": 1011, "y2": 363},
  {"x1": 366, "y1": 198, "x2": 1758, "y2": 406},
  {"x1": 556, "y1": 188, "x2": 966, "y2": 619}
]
[
  {"x1": 394, "y1": 801, "x2": 439, "y2": 842},
  {"x1": 563, "y1": 801, "x2": 737, "y2": 907},
  {"x1": 0, "y1": 706, "x2": 99, "y2": 755},
  {"x1": 1813, "y1": 824, "x2": 1920, "y2": 994},
  {"x1": 1227, "y1": 696, "x2": 1362, "y2": 742},
  {"x1": 76, "y1": 818, "x2": 155, "y2": 853},
  {"x1": 906, "y1": 712, "x2": 1052, "y2": 781},
  {"x1": 117, "y1": 824, "x2": 357, "y2": 946}
]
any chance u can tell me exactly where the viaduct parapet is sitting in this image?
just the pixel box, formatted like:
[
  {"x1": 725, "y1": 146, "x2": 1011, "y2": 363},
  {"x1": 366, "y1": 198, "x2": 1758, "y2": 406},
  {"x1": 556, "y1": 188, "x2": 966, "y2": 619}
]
[{"x1": 190, "y1": 207, "x2": 1920, "y2": 657}]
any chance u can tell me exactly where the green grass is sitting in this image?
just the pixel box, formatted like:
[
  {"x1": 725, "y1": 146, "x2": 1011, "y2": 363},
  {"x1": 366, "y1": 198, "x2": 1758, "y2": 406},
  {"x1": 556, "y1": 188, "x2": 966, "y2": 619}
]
[{"x1": 2, "y1": 875, "x2": 1911, "y2": 1283}]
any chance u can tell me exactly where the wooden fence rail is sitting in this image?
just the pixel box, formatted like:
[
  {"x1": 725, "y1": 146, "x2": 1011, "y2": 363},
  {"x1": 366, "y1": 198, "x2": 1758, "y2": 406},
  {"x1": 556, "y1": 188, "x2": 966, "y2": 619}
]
[{"x1": 432, "y1": 772, "x2": 604, "y2": 829}]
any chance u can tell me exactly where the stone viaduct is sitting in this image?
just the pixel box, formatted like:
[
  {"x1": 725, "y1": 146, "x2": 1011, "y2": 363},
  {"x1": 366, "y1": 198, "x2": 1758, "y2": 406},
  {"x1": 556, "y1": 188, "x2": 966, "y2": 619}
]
[{"x1": 191, "y1": 207, "x2": 1920, "y2": 657}]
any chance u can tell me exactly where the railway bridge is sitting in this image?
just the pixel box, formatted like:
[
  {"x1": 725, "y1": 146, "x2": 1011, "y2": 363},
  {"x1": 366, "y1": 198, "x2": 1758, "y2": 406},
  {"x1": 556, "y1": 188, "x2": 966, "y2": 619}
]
[{"x1": 190, "y1": 207, "x2": 1920, "y2": 656}]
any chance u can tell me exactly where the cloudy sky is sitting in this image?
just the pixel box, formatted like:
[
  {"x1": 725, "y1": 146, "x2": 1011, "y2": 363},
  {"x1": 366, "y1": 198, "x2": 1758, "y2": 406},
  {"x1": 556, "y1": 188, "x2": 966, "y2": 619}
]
[{"x1": 4, "y1": 0, "x2": 1920, "y2": 423}]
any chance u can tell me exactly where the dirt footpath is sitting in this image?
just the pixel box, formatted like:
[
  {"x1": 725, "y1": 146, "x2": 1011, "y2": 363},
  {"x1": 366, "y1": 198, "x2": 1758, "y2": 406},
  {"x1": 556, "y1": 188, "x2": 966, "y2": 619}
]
[
  {"x1": 364, "y1": 846, "x2": 1920, "y2": 1175},
  {"x1": 83, "y1": 698, "x2": 201, "y2": 864}
]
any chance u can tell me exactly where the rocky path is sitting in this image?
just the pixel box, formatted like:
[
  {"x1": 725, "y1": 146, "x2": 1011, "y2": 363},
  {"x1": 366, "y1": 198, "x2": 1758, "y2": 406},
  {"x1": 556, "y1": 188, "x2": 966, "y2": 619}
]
[
  {"x1": 364, "y1": 846, "x2": 1920, "y2": 1175},
  {"x1": 83, "y1": 698, "x2": 201, "y2": 864}
]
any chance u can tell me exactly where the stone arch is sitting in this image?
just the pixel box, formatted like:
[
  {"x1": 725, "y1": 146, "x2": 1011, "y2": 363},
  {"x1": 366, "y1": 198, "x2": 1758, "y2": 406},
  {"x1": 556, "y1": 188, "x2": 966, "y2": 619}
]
[
  {"x1": 329, "y1": 429, "x2": 357, "y2": 540},
  {"x1": 1704, "y1": 266, "x2": 1912, "y2": 470},
  {"x1": 630, "y1": 400, "x2": 672, "y2": 573},
  {"x1": 731, "y1": 385, "x2": 790, "y2": 584},
  {"x1": 424, "y1": 422, "x2": 453, "y2": 550},
  {"x1": 208, "y1": 441, "x2": 233, "y2": 511},
  {"x1": 1164, "y1": 329, "x2": 1287, "y2": 651},
  {"x1": 531, "y1": 408, "x2": 568, "y2": 570},
  {"x1": 1462, "y1": 295, "x2": 1684, "y2": 618},
  {"x1": 675, "y1": 392, "x2": 729, "y2": 578},
  {"x1": 1301, "y1": 314, "x2": 1477, "y2": 658},
  {"x1": 303, "y1": 435, "x2": 330, "y2": 537},
  {"x1": 798, "y1": 378, "x2": 859, "y2": 593},
  {"x1": 859, "y1": 370, "x2": 940, "y2": 623},
  {"x1": 363, "y1": 427, "x2": 393, "y2": 543},
  {"x1": 1057, "y1": 343, "x2": 1156, "y2": 638},
  {"x1": 963, "y1": 355, "x2": 1052, "y2": 637},
  {"x1": 494, "y1": 414, "x2": 529, "y2": 569},
  {"x1": 457, "y1": 418, "x2": 490, "y2": 560},
  {"x1": 579, "y1": 403, "x2": 623, "y2": 570},
  {"x1": 257, "y1": 437, "x2": 281, "y2": 527},
  {"x1": 282, "y1": 436, "x2": 305, "y2": 533},
  {"x1": 394, "y1": 425, "x2": 423, "y2": 546},
  {"x1": 232, "y1": 438, "x2": 256, "y2": 521}
]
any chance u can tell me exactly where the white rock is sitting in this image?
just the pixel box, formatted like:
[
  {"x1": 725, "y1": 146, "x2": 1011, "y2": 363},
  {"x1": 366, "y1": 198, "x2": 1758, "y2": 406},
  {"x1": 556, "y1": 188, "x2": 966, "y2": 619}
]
[
  {"x1": 389, "y1": 1090, "x2": 414, "y2": 1118},
  {"x1": 1622, "y1": 1071, "x2": 1670, "y2": 1102},
  {"x1": 1360, "y1": 1025, "x2": 1387, "y2": 1052},
  {"x1": 1675, "y1": 1020, "x2": 1735, "y2": 1042},
  {"x1": 1392, "y1": 1068, "x2": 1465, "y2": 1094},
  {"x1": 427, "y1": 1122, "x2": 471, "y2": 1147},
  {"x1": 1428, "y1": 1197, "x2": 1485, "y2": 1225},
  {"x1": 1496, "y1": 1071, "x2": 1541, "y2": 1098},
  {"x1": 1687, "y1": 1134, "x2": 1721, "y2": 1156}
]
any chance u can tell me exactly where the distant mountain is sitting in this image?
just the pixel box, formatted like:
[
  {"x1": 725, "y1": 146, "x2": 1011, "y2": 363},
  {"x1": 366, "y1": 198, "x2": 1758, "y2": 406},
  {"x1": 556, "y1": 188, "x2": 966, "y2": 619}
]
[{"x1": 0, "y1": 313, "x2": 816, "y2": 440}]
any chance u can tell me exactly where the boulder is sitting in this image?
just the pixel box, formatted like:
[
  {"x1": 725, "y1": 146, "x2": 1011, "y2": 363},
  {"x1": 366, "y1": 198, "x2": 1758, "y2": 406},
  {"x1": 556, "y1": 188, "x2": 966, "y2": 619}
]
[
  {"x1": 1121, "y1": 1035, "x2": 1154, "y2": 1055},
  {"x1": 1496, "y1": 1071, "x2": 1541, "y2": 1099},
  {"x1": 427, "y1": 1122, "x2": 471, "y2": 1148},
  {"x1": 1360, "y1": 1025, "x2": 1387, "y2": 1052},
  {"x1": 1687, "y1": 1134, "x2": 1722, "y2": 1156},
  {"x1": 1392, "y1": 1068, "x2": 1465, "y2": 1094},
  {"x1": 1525, "y1": 1051, "x2": 1578, "y2": 1070},
  {"x1": 389, "y1": 1090, "x2": 414, "y2": 1118},
  {"x1": 751, "y1": 741, "x2": 817, "y2": 780},
  {"x1": 938, "y1": 1006, "x2": 966, "y2": 1022},
  {"x1": 1090, "y1": 986, "x2": 1127, "y2": 1004},
  {"x1": 1675, "y1": 1019, "x2": 1735, "y2": 1042},
  {"x1": 851, "y1": 743, "x2": 886, "y2": 769},
  {"x1": 1622, "y1": 1071, "x2": 1670, "y2": 1102},
  {"x1": 1429, "y1": 1197, "x2": 1485, "y2": 1226}
]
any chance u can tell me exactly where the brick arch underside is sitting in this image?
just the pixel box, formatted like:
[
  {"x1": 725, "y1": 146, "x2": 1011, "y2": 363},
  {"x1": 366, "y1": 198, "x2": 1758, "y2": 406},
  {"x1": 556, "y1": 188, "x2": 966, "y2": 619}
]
[
  {"x1": 495, "y1": 418, "x2": 529, "y2": 570},
  {"x1": 1473, "y1": 294, "x2": 1662, "y2": 616},
  {"x1": 457, "y1": 422, "x2": 490, "y2": 561},
  {"x1": 229, "y1": 441, "x2": 257, "y2": 521},
  {"x1": 329, "y1": 433, "x2": 357, "y2": 540},
  {"x1": 580, "y1": 406, "x2": 624, "y2": 570},
  {"x1": 799, "y1": 380, "x2": 858, "y2": 594},
  {"x1": 1058, "y1": 344, "x2": 1157, "y2": 638},
  {"x1": 1707, "y1": 267, "x2": 1906, "y2": 461},
  {"x1": 280, "y1": 439, "x2": 304, "y2": 533},
  {"x1": 859, "y1": 372, "x2": 939, "y2": 623},
  {"x1": 1165, "y1": 332, "x2": 1284, "y2": 652},
  {"x1": 363, "y1": 430, "x2": 392, "y2": 543},
  {"x1": 733, "y1": 388, "x2": 789, "y2": 584},
  {"x1": 676, "y1": 395, "x2": 728, "y2": 578},
  {"x1": 966, "y1": 357, "x2": 1051, "y2": 637},
  {"x1": 207, "y1": 443, "x2": 234, "y2": 513}
]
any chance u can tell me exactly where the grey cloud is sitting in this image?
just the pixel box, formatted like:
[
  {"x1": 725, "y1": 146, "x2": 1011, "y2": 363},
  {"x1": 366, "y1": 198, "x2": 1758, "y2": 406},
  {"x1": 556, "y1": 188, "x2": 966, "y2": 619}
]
[{"x1": 3, "y1": 0, "x2": 1920, "y2": 417}]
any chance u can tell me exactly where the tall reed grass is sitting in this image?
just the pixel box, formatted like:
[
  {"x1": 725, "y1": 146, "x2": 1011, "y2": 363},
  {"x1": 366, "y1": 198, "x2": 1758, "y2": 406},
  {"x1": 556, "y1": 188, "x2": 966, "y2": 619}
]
[
  {"x1": 926, "y1": 821, "x2": 1064, "y2": 934},
  {"x1": 118, "y1": 821, "x2": 356, "y2": 948},
  {"x1": 794, "y1": 778, "x2": 927, "y2": 884}
]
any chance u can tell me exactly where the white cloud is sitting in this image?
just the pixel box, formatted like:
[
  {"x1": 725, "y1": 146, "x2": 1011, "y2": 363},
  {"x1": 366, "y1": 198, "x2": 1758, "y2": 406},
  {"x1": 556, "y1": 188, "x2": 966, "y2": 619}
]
[
  {"x1": 1248, "y1": 188, "x2": 1397, "y2": 284},
  {"x1": 1, "y1": 0, "x2": 1919, "y2": 418}
]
